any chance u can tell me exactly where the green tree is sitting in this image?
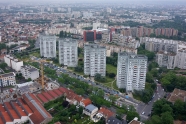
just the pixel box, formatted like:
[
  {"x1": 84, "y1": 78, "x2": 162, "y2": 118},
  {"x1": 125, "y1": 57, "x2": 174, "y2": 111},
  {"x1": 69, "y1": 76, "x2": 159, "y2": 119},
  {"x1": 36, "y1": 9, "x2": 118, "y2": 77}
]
[
  {"x1": 161, "y1": 112, "x2": 174, "y2": 124},
  {"x1": 109, "y1": 95, "x2": 117, "y2": 104},
  {"x1": 161, "y1": 104, "x2": 172, "y2": 114},
  {"x1": 97, "y1": 89, "x2": 104, "y2": 97},
  {"x1": 74, "y1": 88, "x2": 85, "y2": 95},
  {"x1": 126, "y1": 111, "x2": 140, "y2": 123},
  {"x1": 151, "y1": 115, "x2": 162, "y2": 124},
  {"x1": 59, "y1": 31, "x2": 64, "y2": 38}
]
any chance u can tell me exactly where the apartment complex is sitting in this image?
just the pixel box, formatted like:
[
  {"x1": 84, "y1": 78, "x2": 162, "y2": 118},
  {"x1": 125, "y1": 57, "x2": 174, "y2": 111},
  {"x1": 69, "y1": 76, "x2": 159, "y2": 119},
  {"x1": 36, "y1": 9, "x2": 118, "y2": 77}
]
[
  {"x1": 156, "y1": 52, "x2": 176, "y2": 69},
  {"x1": 0, "y1": 72, "x2": 16, "y2": 87},
  {"x1": 142, "y1": 37, "x2": 186, "y2": 69},
  {"x1": 84, "y1": 44, "x2": 106, "y2": 76},
  {"x1": 4, "y1": 55, "x2": 23, "y2": 71},
  {"x1": 58, "y1": 38, "x2": 78, "y2": 67},
  {"x1": 141, "y1": 37, "x2": 178, "y2": 53},
  {"x1": 39, "y1": 34, "x2": 56, "y2": 58},
  {"x1": 117, "y1": 52, "x2": 147, "y2": 92},
  {"x1": 20, "y1": 65, "x2": 39, "y2": 80}
]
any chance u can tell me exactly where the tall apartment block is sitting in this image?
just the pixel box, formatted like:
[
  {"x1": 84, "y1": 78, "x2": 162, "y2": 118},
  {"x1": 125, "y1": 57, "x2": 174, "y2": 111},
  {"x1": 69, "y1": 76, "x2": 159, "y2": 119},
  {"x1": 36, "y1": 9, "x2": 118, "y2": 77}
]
[
  {"x1": 117, "y1": 52, "x2": 147, "y2": 92},
  {"x1": 84, "y1": 44, "x2": 106, "y2": 77},
  {"x1": 39, "y1": 34, "x2": 56, "y2": 58},
  {"x1": 58, "y1": 38, "x2": 78, "y2": 67}
]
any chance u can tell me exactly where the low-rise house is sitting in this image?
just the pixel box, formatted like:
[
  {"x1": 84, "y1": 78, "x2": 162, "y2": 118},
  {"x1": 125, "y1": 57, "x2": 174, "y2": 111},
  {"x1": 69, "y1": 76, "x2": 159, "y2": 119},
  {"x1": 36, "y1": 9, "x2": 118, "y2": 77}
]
[
  {"x1": 83, "y1": 104, "x2": 98, "y2": 117},
  {"x1": 92, "y1": 107, "x2": 114, "y2": 122},
  {"x1": 65, "y1": 89, "x2": 83, "y2": 105},
  {"x1": 80, "y1": 98, "x2": 92, "y2": 107},
  {"x1": 0, "y1": 72, "x2": 16, "y2": 87},
  {"x1": 20, "y1": 65, "x2": 39, "y2": 80},
  {"x1": 128, "y1": 117, "x2": 144, "y2": 124},
  {"x1": 168, "y1": 88, "x2": 186, "y2": 103},
  {"x1": 106, "y1": 116, "x2": 127, "y2": 124}
]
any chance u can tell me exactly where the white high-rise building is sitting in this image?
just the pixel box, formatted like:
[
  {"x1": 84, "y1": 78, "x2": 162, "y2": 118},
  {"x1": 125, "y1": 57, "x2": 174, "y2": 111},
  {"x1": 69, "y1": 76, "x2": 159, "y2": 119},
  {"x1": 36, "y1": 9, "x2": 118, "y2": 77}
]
[
  {"x1": 117, "y1": 52, "x2": 147, "y2": 92},
  {"x1": 84, "y1": 44, "x2": 106, "y2": 77},
  {"x1": 59, "y1": 38, "x2": 78, "y2": 67},
  {"x1": 39, "y1": 34, "x2": 56, "y2": 58}
]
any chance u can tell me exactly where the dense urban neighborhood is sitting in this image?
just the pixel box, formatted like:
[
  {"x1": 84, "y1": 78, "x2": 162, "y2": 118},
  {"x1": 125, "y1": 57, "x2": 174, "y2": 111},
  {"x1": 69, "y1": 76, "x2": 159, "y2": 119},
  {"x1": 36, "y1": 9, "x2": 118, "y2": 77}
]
[{"x1": 0, "y1": 0, "x2": 186, "y2": 124}]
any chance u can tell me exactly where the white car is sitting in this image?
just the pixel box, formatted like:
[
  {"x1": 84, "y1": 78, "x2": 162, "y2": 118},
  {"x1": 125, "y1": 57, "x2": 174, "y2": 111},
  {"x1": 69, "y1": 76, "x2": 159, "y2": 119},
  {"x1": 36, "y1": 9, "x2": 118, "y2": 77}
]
[{"x1": 142, "y1": 112, "x2": 145, "y2": 115}]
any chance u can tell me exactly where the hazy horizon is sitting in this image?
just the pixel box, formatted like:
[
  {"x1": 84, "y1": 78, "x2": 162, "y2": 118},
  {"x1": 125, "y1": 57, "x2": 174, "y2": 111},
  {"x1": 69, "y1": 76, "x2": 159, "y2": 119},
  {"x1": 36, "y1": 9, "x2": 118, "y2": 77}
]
[{"x1": 1, "y1": 0, "x2": 186, "y2": 5}]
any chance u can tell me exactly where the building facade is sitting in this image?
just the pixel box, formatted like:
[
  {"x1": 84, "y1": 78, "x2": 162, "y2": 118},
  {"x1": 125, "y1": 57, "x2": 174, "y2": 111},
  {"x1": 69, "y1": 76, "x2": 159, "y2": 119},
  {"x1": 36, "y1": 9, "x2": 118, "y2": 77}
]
[
  {"x1": 0, "y1": 72, "x2": 16, "y2": 87},
  {"x1": 156, "y1": 52, "x2": 176, "y2": 69},
  {"x1": 84, "y1": 44, "x2": 106, "y2": 77},
  {"x1": 59, "y1": 38, "x2": 78, "y2": 67},
  {"x1": 20, "y1": 65, "x2": 39, "y2": 80},
  {"x1": 117, "y1": 52, "x2": 147, "y2": 92},
  {"x1": 39, "y1": 34, "x2": 56, "y2": 58},
  {"x1": 4, "y1": 55, "x2": 23, "y2": 71}
]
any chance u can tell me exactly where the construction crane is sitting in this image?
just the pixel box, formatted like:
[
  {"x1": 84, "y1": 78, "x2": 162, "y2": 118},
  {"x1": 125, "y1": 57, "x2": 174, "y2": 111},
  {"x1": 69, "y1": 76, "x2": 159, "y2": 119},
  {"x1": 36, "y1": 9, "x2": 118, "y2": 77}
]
[{"x1": 31, "y1": 59, "x2": 52, "y2": 89}]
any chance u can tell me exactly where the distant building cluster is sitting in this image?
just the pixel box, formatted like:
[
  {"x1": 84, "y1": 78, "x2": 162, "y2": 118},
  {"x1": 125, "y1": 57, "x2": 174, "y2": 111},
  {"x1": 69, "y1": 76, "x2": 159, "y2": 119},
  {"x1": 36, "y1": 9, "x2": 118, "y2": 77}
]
[
  {"x1": 121, "y1": 26, "x2": 178, "y2": 37},
  {"x1": 141, "y1": 37, "x2": 186, "y2": 69}
]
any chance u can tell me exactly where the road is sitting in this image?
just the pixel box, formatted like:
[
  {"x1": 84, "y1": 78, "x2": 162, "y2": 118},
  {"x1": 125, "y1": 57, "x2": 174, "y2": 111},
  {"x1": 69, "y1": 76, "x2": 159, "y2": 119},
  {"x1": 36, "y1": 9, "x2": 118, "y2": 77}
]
[{"x1": 137, "y1": 81, "x2": 165, "y2": 120}]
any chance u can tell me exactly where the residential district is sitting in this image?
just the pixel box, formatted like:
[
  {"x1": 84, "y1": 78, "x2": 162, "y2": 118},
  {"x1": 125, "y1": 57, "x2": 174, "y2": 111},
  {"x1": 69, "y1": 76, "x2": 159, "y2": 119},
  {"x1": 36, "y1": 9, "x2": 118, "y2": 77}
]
[{"x1": 0, "y1": 1, "x2": 186, "y2": 124}]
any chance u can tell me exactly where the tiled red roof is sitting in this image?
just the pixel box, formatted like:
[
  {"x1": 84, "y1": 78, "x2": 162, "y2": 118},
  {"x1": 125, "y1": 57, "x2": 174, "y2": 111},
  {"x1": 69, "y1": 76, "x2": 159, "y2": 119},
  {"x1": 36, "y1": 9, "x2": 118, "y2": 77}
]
[
  {"x1": 12, "y1": 102, "x2": 27, "y2": 116},
  {"x1": 29, "y1": 93, "x2": 42, "y2": 104},
  {"x1": 17, "y1": 98, "x2": 33, "y2": 114},
  {"x1": 98, "y1": 107, "x2": 114, "y2": 119},
  {"x1": 0, "y1": 117, "x2": 4, "y2": 124},
  {"x1": 58, "y1": 87, "x2": 68, "y2": 93},
  {"x1": 1, "y1": 111, "x2": 12, "y2": 122},
  {"x1": 42, "y1": 92, "x2": 54, "y2": 101},
  {"x1": 53, "y1": 89, "x2": 63, "y2": 96},
  {"x1": 81, "y1": 98, "x2": 92, "y2": 107},
  {"x1": 0, "y1": 104, "x2": 6, "y2": 111},
  {"x1": 22, "y1": 93, "x2": 52, "y2": 124},
  {"x1": 47, "y1": 90, "x2": 58, "y2": 99},
  {"x1": 9, "y1": 110, "x2": 19, "y2": 119},
  {"x1": 37, "y1": 93, "x2": 49, "y2": 103}
]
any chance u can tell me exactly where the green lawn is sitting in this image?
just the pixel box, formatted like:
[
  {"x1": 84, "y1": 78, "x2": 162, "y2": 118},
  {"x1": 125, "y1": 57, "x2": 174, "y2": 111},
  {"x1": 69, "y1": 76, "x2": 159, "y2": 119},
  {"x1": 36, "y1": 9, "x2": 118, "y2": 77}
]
[
  {"x1": 30, "y1": 51, "x2": 40, "y2": 58},
  {"x1": 106, "y1": 64, "x2": 117, "y2": 74},
  {"x1": 113, "y1": 80, "x2": 119, "y2": 90}
]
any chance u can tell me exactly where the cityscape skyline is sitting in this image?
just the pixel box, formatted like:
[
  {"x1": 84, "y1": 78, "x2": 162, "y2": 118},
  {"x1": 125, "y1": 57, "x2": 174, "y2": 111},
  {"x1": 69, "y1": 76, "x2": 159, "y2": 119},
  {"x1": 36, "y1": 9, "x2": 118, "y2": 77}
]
[{"x1": 1, "y1": 0, "x2": 186, "y2": 4}]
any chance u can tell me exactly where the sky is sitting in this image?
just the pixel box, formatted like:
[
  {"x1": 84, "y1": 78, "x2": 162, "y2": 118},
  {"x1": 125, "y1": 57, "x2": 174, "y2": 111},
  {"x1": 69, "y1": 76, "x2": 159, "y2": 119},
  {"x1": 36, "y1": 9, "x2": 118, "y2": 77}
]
[{"x1": 0, "y1": 0, "x2": 186, "y2": 4}]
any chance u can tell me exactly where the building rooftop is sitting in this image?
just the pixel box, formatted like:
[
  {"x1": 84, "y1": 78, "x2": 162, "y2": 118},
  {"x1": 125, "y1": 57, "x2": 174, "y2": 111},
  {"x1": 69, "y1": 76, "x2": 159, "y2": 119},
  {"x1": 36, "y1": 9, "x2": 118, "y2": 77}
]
[
  {"x1": 37, "y1": 94, "x2": 49, "y2": 103},
  {"x1": 168, "y1": 88, "x2": 186, "y2": 103},
  {"x1": 98, "y1": 107, "x2": 114, "y2": 119},
  {"x1": 53, "y1": 88, "x2": 63, "y2": 96},
  {"x1": 85, "y1": 104, "x2": 98, "y2": 112},
  {"x1": 42, "y1": 92, "x2": 54, "y2": 101},
  {"x1": 47, "y1": 90, "x2": 58, "y2": 99},
  {"x1": 81, "y1": 98, "x2": 92, "y2": 107},
  {"x1": 107, "y1": 116, "x2": 126, "y2": 124},
  {"x1": 0, "y1": 72, "x2": 15, "y2": 78}
]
